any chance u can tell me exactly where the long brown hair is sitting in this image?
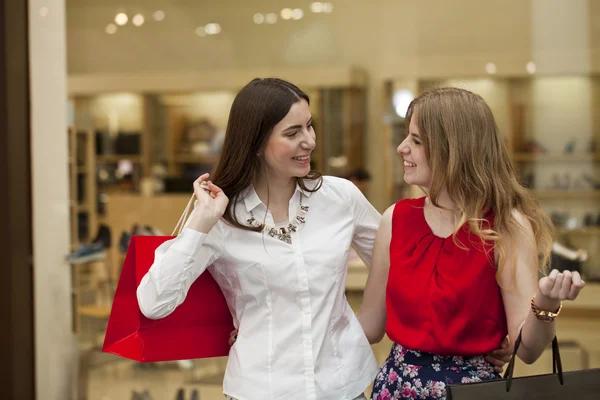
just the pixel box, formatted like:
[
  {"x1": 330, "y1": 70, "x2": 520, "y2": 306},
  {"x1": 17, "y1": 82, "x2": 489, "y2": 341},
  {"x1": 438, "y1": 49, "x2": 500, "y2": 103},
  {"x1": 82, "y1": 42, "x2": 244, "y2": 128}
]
[
  {"x1": 405, "y1": 87, "x2": 554, "y2": 282},
  {"x1": 211, "y1": 78, "x2": 323, "y2": 231}
]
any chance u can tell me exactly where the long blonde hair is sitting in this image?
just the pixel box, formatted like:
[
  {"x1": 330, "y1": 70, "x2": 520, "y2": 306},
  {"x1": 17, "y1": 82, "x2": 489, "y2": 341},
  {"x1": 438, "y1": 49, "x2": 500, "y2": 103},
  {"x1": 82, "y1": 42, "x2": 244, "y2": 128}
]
[{"x1": 406, "y1": 87, "x2": 554, "y2": 282}]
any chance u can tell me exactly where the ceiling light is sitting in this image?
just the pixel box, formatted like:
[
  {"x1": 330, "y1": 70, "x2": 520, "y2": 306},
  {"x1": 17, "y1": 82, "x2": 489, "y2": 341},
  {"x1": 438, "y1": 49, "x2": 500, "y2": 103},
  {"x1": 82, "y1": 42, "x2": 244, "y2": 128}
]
[
  {"x1": 291, "y1": 9, "x2": 304, "y2": 20},
  {"x1": 105, "y1": 23, "x2": 118, "y2": 35},
  {"x1": 132, "y1": 14, "x2": 145, "y2": 27},
  {"x1": 311, "y1": 2, "x2": 324, "y2": 13},
  {"x1": 485, "y1": 62, "x2": 497, "y2": 75},
  {"x1": 266, "y1": 13, "x2": 277, "y2": 24},
  {"x1": 253, "y1": 13, "x2": 265, "y2": 24},
  {"x1": 393, "y1": 89, "x2": 414, "y2": 118},
  {"x1": 526, "y1": 61, "x2": 536, "y2": 74},
  {"x1": 281, "y1": 8, "x2": 293, "y2": 20},
  {"x1": 205, "y1": 23, "x2": 221, "y2": 35},
  {"x1": 115, "y1": 13, "x2": 128, "y2": 26},
  {"x1": 195, "y1": 26, "x2": 207, "y2": 37},
  {"x1": 153, "y1": 10, "x2": 165, "y2": 21},
  {"x1": 323, "y1": 2, "x2": 334, "y2": 13}
]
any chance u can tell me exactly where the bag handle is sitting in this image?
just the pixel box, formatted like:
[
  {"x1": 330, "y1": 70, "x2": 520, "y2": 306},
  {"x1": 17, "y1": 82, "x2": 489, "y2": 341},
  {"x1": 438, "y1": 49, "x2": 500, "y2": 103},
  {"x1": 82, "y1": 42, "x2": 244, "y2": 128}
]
[
  {"x1": 171, "y1": 194, "x2": 197, "y2": 236},
  {"x1": 503, "y1": 329, "x2": 563, "y2": 391}
]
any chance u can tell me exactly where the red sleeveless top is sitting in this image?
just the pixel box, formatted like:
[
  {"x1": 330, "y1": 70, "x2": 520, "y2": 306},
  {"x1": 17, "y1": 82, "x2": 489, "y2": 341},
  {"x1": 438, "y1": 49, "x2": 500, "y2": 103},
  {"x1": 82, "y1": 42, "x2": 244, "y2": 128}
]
[{"x1": 385, "y1": 197, "x2": 507, "y2": 356}]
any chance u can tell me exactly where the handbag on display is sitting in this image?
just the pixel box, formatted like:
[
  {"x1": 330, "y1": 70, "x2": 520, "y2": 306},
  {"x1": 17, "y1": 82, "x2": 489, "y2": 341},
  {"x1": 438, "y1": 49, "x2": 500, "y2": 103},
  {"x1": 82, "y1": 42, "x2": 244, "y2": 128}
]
[{"x1": 102, "y1": 194, "x2": 234, "y2": 362}]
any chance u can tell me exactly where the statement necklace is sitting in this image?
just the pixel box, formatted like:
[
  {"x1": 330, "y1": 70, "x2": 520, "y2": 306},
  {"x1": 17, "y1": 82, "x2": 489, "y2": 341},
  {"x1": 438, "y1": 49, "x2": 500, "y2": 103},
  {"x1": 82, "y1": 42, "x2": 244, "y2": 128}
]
[{"x1": 246, "y1": 195, "x2": 309, "y2": 244}]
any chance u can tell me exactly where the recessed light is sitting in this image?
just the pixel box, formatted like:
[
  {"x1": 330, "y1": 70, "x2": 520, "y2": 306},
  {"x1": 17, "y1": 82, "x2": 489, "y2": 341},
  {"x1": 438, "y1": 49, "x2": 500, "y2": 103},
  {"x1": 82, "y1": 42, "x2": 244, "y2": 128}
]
[
  {"x1": 115, "y1": 13, "x2": 128, "y2": 26},
  {"x1": 106, "y1": 23, "x2": 118, "y2": 34},
  {"x1": 153, "y1": 10, "x2": 166, "y2": 21},
  {"x1": 132, "y1": 14, "x2": 145, "y2": 27}
]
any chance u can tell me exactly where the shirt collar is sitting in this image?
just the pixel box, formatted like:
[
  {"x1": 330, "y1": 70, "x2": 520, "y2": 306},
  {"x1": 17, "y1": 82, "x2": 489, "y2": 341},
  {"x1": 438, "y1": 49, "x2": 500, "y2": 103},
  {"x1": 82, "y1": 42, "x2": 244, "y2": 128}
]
[{"x1": 241, "y1": 180, "x2": 316, "y2": 213}]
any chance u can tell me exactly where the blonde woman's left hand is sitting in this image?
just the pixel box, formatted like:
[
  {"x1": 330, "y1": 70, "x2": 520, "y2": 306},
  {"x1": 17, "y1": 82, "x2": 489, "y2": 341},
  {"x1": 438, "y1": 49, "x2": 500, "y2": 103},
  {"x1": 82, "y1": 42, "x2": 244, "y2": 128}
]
[{"x1": 536, "y1": 269, "x2": 585, "y2": 309}]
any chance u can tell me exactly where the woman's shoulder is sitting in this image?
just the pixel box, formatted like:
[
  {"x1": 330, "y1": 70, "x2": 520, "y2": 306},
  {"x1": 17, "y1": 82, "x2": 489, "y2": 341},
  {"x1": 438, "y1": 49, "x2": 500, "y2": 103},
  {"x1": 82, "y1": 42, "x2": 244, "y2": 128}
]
[
  {"x1": 313, "y1": 175, "x2": 357, "y2": 199},
  {"x1": 320, "y1": 175, "x2": 352, "y2": 189},
  {"x1": 392, "y1": 196, "x2": 425, "y2": 216}
]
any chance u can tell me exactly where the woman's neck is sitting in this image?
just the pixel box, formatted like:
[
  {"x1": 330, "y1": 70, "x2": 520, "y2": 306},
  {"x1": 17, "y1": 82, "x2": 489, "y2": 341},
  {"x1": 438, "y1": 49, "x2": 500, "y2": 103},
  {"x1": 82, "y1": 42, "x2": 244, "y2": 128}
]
[
  {"x1": 426, "y1": 189, "x2": 458, "y2": 216},
  {"x1": 253, "y1": 174, "x2": 297, "y2": 210}
]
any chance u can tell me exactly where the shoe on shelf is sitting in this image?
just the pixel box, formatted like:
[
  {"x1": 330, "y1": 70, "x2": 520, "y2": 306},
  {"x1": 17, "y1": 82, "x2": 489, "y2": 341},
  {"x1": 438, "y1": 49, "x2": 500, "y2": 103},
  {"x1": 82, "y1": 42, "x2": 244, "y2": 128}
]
[
  {"x1": 65, "y1": 241, "x2": 105, "y2": 264},
  {"x1": 139, "y1": 390, "x2": 153, "y2": 400},
  {"x1": 564, "y1": 139, "x2": 577, "y2": 153},
  {"x1": 175, "y1": 388, "x2": 185, "y2": 400},
  {"x1": 132, "y1": 390, "x2": 154, "y2": 400},
  {"x1": 119, "y1": 231, "x2": 132, "y2": 254},
  {"x1": 584, "y1": 213, "x2": 595, "y2": 227},
  {"x1": 145, "y1": 225, "x2": 165, "y2": 236},
  {"x1": 133, "y1": 224, "x2": 154, "y2": 236},
  {"x1": 91, "y1": 223, "x2": 112, "y2": 248},
  {"x1": 521, "y1": 139, "x2": 548, "y2": 153},
  {"x1": 582, "y1": 173, "x2": 600, "y2": 189}
]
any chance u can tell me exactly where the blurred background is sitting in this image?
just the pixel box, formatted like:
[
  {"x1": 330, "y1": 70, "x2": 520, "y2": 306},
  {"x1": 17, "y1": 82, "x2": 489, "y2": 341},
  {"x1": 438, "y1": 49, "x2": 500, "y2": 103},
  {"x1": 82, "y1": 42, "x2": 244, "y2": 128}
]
[{"x1": 4, "y1": 0, "x2": 600, "y2": 399}]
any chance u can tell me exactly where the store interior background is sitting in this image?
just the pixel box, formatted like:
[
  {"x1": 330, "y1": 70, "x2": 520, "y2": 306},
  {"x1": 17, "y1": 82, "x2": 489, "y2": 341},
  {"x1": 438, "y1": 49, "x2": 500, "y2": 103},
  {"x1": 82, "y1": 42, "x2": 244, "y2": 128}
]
[{"x1": 29, "y1": 0, "x2": 600, "y2": 399}]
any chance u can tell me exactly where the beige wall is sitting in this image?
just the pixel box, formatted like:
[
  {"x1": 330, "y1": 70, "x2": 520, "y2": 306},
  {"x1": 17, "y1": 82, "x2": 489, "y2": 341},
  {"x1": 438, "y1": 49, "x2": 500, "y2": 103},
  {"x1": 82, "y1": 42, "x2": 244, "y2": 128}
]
[
  {"x1": 65, "y1": 0, "x2": 600, "y2": 210},
  {"x1": 30, "y1": 0, "x2": 75, "y2": 399},
  {"x1": 81, "y1": 93, "x2": 145, "y2": 132},
  {"x1": 160, "y1": 92, "x2": 236, "y2": 132}
]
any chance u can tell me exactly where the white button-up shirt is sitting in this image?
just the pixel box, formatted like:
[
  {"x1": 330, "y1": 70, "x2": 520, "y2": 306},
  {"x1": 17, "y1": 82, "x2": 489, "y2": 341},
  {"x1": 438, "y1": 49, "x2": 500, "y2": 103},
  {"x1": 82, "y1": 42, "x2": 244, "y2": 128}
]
[{"x1": 137, "y1": 176, "x2": 381, "y2": 400}]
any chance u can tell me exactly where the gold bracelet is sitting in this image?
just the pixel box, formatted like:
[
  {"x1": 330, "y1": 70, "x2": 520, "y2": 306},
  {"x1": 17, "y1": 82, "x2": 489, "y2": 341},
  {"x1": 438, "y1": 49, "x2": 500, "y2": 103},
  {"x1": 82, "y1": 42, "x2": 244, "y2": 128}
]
[{"x1": 530, "y1": 293, "x2": 562, "y2": 322}]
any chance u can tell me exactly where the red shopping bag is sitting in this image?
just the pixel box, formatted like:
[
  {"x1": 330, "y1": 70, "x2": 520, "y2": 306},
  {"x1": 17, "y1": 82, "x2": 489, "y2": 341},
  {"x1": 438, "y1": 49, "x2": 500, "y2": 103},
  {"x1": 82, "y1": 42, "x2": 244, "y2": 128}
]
[{"x1": 102, "y1": 197, "x2": 234, "y2": 362}]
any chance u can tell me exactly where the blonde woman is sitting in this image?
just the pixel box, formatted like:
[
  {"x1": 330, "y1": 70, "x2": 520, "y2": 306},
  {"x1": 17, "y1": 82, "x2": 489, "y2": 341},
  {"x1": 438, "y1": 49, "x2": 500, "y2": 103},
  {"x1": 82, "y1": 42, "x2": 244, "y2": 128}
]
[{"x1": 357, "y1": 87, "x2": 585, "y2": 400}]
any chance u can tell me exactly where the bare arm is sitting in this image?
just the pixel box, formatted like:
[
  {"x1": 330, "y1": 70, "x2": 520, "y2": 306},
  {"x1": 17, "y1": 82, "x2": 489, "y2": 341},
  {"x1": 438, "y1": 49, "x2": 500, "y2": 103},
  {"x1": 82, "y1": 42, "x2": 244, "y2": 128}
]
[
  {"x1": 356, "y1": 205, "x2": 393, "y2": 344},
  {"x1": 499, "y1": 210, "x2": 584, "y2": 364}
]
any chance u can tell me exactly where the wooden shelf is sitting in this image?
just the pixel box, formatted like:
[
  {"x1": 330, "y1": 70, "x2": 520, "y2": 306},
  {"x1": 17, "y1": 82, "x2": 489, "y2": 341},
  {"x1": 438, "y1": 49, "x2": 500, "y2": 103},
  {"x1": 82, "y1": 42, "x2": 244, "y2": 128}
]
[
  {"x1": 97, "y1": 154, "x2": 142, "y2": 163},
  {"x1": 513, "y1": 152, "x2": 600, "y2": 162},
  {"x1": 532, "y1": 190, "x2": 600, "y2": 200},
  {"x1": 557, "y1": 227, "x2": 600, "y2": 235},
  {"x1": 78, "y1": 305, "x2": 111, "y2": 319}
]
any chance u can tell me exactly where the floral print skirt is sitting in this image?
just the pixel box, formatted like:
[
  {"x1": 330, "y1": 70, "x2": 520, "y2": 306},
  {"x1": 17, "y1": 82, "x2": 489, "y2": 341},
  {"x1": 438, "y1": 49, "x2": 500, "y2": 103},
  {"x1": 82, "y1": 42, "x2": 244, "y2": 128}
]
[{"x1": 370, "y1": 342, "x2": 500, "y2": 400}]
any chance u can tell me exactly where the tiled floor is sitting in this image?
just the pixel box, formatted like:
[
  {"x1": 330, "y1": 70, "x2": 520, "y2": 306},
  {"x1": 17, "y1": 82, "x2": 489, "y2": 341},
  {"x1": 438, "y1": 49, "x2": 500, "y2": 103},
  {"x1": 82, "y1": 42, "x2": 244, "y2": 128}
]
[
  {"x1": 83, "y1": 291, "x2": 389, "y2": 400},
  {"x1": 83, "y1": 291, "x2": 598, "y2": 400}
]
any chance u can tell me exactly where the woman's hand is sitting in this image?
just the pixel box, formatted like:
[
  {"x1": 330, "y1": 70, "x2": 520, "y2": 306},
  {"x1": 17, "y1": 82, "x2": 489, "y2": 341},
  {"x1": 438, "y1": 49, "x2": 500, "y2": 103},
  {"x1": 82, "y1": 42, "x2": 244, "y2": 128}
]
[
  {"x1": 535, "y1": 269, "x2": 585, "y2": 311},
  {"x1": 188, "y1": 173, "x2": 229, "y2": 233},
  {"x1": 228, "y1": 329, "x2": 238, "y2": 346},
  {"x1": 484, "y1": 336, "x2": 511, "y2": 373}
]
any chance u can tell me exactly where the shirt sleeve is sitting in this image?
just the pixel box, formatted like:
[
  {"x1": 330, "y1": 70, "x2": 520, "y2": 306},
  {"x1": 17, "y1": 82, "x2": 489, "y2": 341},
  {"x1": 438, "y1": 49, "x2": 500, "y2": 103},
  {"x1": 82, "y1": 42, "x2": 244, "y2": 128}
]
[
  {"x1": 136, "y1": 205, "x2": 226, "y2": 319},
  {"x1": 346, "y1": 181, "x2": 382, "y2": 268}
]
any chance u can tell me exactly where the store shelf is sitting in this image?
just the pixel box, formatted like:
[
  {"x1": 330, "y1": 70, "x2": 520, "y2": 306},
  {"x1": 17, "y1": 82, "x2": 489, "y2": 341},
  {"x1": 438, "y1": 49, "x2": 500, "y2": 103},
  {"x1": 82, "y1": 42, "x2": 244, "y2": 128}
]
[
  {"x1": 513, "y1": 152, "x2": 600, "y2": 162},
  {"x1": 532, "y1": 190, "x2": 600, "y2": 200},
  {"x1": 78, "y1": 305, "x2": 111, "y2": 319},
  {"x1": 97, "y1": 155, "x2": 142, "y2": 163},
  {"x1": 557, "y1": 227, "x2": 600, "y2": 235}
]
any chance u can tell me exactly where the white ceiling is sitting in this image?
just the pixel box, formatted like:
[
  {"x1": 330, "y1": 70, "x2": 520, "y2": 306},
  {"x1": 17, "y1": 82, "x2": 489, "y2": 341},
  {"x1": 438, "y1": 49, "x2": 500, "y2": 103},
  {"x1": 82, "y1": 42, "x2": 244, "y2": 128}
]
[{"x1": 65, "y1": 0, "x2": 346, "y2": 73}]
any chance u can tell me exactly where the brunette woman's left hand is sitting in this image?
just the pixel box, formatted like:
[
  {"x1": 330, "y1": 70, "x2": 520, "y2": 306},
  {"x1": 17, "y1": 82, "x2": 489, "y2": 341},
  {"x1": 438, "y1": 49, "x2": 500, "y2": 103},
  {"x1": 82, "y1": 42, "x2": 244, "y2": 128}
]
[{"x1": 485, "y1": 336, "x2": 511, "y2": 373}]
